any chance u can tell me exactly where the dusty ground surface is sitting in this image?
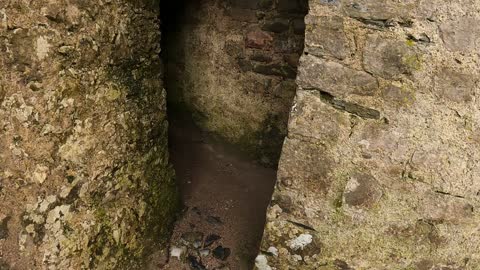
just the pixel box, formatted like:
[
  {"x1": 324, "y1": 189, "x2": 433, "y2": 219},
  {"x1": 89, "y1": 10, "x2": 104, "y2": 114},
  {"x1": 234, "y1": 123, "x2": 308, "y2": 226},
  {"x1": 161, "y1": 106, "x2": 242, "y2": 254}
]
[{"x1": 150, "y1": 114, "x2": 277, "y2": 270}]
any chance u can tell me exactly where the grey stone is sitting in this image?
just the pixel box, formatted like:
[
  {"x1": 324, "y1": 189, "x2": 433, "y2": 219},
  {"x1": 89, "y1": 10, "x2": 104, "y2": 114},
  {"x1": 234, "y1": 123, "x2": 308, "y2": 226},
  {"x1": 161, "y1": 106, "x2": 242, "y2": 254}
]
[
  {"x1": 277, "y1": 137, "x2": 334, "y2": 193},
  {"x1": 343, "y1": 171, "x2": 382, "y2": 208},
  {"x1": 273, "y1": 36, "x2": 305, "y2": 53},
  {"x1": 320, "y1": 0, "x2": 339, "y2": 4},
  {"x1": 204, "y1": 234, "x2": 221, "y2": 247},
  {"x1": 363, "y1": 35, "x2": 421, "y2": 79},
  {"x1": 181, "y1": 232, "x2": 204, "y2": 246},
  {"x1": 439, "y1": 17, "x2": 480, "y2": 53},
  {"x1": 305, "y1": 15, "x2": 349, "y2": 59},
  {"x1": 188, "y1": 255, "x2": 207, "y2": 270},
  {"x1": 212, "y1": 246, "x2": 231, "y2": 261},
  {"x1": 381, "y1": 83, "x2": 416, "y2": 106},
  {"x1": 329, "y1": 97, "x2": 381, "y2": 119},
  {"x1": 199, "y1": 249, "x2": 210, "y2": 257},
  {"x1": 298, "y1": 55, "x2": 378, "y2": 97},
  {"x1": 434, "y1": 68, "x2": 476, "y2": 103},
  {"x1": 341, "y1": 0, "x2": 417, "y2": 22},
  {"x1": 259, "y1": 0, "x2": 480, "y2": 269},
  {"x1": 272, "y1": 80, "x2": 297, "y2": 99}
]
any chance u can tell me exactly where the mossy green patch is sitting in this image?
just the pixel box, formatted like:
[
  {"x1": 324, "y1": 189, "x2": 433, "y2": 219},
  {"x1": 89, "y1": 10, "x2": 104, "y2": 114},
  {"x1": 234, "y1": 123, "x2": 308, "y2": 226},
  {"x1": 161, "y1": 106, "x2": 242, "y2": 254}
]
[{"x1": 402, "y1": 54, "x2": 422, "y2": 71}]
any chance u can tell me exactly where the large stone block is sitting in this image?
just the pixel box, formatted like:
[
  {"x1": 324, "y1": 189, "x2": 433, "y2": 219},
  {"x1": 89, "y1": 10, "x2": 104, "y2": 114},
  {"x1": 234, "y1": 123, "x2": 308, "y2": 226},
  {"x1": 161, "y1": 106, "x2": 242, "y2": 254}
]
[
  {"x1": 277, "y1": 137, "x2": 334, "y2": 194},
  {"x1": 434, "y1": 68, "x2": 477, "y2": 103},
  {"x1": 341, "y1": 0, "x2": 418, "y2": 22},
  {"x1": 363, "y1": 34, "x2": 421, "y2": 79},
  {"x1": 343, "y1": 171, "x2": 382, "y2": 208},
  {"x1": 439, "y1": 17, "x2": 480, "y2": 53},
  {"x1": 298, "y1": 54, "x2": 378, "y2": 97},
  {"x1": 288, "y1": 90, "x2": 350, "y2": 143},
  {"x1": 305, "y1": 15, "x2": 349, "y2": 59}
]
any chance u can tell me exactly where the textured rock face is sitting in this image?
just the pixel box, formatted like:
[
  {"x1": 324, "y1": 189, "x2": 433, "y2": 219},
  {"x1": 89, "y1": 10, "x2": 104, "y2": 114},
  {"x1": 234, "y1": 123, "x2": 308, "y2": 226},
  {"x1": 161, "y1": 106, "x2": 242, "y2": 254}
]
[
  {"x1": 259, "y1": 0, "x2": 480, "y2": 269},
  {"x1": 163, "y1": 0, "x2": 307, "y2": 165},
  {"x1": 0, "y1": 1, "x2": 177, "y2": 269}
]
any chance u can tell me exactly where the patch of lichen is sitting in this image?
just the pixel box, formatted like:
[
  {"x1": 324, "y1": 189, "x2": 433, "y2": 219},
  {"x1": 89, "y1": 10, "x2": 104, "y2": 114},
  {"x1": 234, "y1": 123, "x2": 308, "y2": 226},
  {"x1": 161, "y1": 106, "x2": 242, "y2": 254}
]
[
  {"x1": 78, "y1": 60, "x2": 178, "y2": 269},
  {"x1": 86, "y1": 152, "x2": 178, "y2": 269},
  {"x1": 402, "y1": 53, "x2": 423, "y2": 71},
  {"x1": 399, "y1": 83, "x2": 416, "y2": 106}
]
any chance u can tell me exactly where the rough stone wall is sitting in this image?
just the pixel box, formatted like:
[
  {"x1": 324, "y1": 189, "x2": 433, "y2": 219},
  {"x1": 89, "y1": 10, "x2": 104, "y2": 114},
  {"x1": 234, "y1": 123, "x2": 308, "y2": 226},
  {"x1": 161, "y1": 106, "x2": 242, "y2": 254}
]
[
  {"x1": 259, "y1": 1, "x2": 480, "y2": 269},
  {"x1": 0, "y1": 1, "x2": 177, "y2": 269},
  {"x1": 164, "y1": 0, "x2": 307, "y2": 165}
]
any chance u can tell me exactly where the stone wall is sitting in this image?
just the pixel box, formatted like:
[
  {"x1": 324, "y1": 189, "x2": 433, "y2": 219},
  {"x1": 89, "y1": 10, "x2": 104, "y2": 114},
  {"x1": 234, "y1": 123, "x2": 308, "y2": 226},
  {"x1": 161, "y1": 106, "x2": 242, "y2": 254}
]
[
  {"x1": 163, "y1": 0, "x2": 308, "y2": 165},
  {"x1": 258, "y1": 0, "x2": 480, "y2": 269},
  {"x1": 0, "y1": 0, "x2": 177, "y2": 269}
]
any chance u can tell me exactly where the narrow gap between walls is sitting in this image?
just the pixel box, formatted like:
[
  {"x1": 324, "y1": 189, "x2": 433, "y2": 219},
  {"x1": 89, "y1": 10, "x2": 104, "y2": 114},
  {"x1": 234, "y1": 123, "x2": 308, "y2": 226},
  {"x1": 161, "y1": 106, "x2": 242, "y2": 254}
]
[{"x1": 157, "y1": 0, "x2": 308, "y2": 269}]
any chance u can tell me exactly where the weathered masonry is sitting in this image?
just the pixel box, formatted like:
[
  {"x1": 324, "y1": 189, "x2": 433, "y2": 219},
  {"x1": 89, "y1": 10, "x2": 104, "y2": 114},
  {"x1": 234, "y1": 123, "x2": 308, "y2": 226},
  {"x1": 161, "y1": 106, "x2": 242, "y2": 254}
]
[
  {"x1": 162, "y1": 0, "x2": 308, "y2": 166},
  {"x1": 0, "y1": 0, "x2": 480, "y2": 269},
  {"x1": 258, "y1": 0, "x2": 480, "y2": 269},
  {"x1": 0, "y1": 1, "x2": 177, "y2": 269}
]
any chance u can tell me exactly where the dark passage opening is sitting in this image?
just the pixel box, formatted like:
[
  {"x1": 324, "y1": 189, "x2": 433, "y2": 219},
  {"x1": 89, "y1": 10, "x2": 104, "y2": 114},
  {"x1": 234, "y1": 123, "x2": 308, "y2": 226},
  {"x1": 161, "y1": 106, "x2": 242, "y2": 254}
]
[{"x1": 159, "y1": 0, "x2": 308, "y2": 269}]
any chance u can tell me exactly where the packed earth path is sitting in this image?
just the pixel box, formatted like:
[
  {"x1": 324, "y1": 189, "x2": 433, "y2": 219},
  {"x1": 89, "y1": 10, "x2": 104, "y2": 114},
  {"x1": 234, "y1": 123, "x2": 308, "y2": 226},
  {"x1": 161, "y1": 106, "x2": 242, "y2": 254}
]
[{"x1": 148, "y1": 114, "x2": 277, "y2": 270}]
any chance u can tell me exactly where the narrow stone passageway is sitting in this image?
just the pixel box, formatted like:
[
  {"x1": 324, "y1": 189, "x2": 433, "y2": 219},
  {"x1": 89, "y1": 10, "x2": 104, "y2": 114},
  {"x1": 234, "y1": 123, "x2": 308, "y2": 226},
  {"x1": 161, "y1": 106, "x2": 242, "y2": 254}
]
[
  {"x1": 157, "y1": 0, "x2": 308, "y2": 269},
  {"x1": 159, "y1": 115, "x2": 277, "y2": 270}
]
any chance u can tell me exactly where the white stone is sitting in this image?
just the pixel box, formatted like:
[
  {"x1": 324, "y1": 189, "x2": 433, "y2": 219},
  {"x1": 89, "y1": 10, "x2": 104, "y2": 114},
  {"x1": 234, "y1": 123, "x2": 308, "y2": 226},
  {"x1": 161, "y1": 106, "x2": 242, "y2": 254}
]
[
  {"x1": 267, "y1": 246, "x2": 278, "y2": 256},
  {"x1": 113, "y1": 229, "x2": 120, "y2": 243},
  {"x1": 255, "y1": 255, "x2": 272, "y2": 270},
  {"x1": 170, "y1": 246, "x2": 185, "y2": 260},
  {"x1": 36, "y1": 36, "x2": 50, "y2": 60},
  {"x1": 199, "y1": 249, "x2": 210, "y2": 257},
  {"x1": 293, "y1": 254, "x2": 303, "y2": 261},
  {"x1": 25, "y1": 224, "x2": 35, "y2": 234},
  {"x1": 288, "y1": 233, "x2": 313, "y2": 251},
  {"x1": 33, "y1": 165, "x2": 49, "y2": 184}
]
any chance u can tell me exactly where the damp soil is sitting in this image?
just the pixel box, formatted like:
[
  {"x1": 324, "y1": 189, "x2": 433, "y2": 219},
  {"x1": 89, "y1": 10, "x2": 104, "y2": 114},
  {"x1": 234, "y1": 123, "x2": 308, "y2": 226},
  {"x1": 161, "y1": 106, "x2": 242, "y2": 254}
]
[{"x1": 156, "y1": 114, "x2": 277, "y2": 270}]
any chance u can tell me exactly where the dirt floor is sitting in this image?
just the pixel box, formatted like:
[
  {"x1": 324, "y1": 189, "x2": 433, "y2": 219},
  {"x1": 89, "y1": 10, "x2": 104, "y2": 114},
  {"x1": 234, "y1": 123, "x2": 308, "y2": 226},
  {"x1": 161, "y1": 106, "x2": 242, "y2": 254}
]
[{"x1": 151, "y1": 114, "x2": 277, "y2": 270}]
